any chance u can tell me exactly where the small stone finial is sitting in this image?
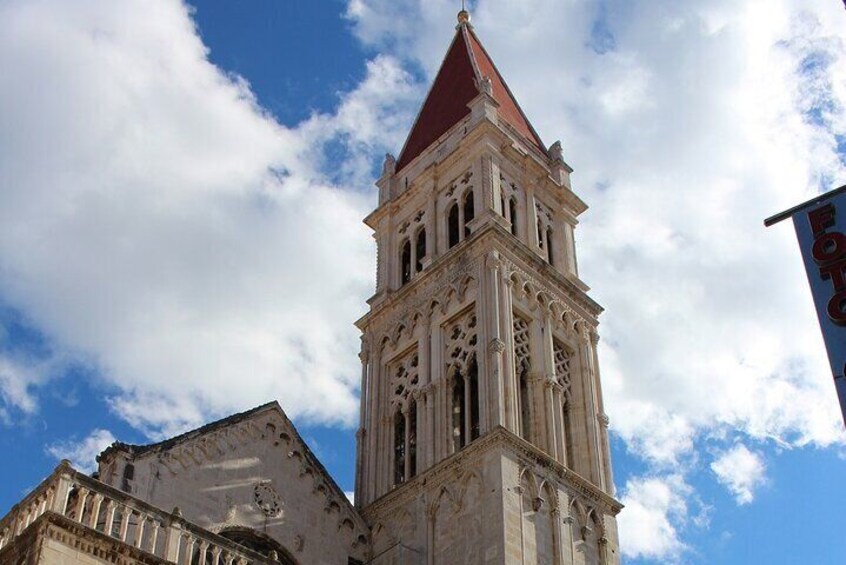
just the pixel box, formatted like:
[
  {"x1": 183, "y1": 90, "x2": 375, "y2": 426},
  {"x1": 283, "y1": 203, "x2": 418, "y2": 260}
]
[
  {"x1": 476, "y1": 75, "x2": 493, "y2": 97},
  {"x1": 549, "y1": 140, "x2": 564, "y2": 162},
  {"x1": 382, "y1": 153, "x2": 396, "y2": 176},
  {"x1": 457, "y1": 9, "x2": 471, "y2": 25}
]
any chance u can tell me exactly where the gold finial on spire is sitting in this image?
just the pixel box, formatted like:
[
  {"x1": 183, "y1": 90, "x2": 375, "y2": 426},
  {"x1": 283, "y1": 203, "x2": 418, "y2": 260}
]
[{"x1": 457, "y1": 0, "x2": 471, "y2": 26}]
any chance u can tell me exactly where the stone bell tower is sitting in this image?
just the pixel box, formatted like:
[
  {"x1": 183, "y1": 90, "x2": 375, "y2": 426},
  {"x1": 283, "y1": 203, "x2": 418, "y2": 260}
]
[{"x1": 354, "y1": 9, "x2": 622, "y2": 565}]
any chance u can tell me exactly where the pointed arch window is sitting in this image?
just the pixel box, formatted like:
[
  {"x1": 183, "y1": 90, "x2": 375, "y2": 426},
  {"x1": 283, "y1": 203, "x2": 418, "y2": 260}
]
[
  {"x1": 468, "y1": 356, "x2": 480, "y2": 441},
  {"x1": 509, "y1": 197, "x2": 518, "y2": 237},
  {"x1": 452, "y1": 373, "x2": 465, "y2": 452},
  {"x1": 445, "y1": 311, "x2": 479, "y2": 452},
  {"x1": 400, "y1": 239, "x2": 411, "y2": 285},
  {"x1": 391, "y1": 354, "x2": 419, "y2": 485},
  {"x1": 448, "y1": 203, "x2": 460, "y2": 249},
  {"x1": 415, "y1": 228, "x2": 426, "y2": 272},
  {"x1": 463, "y1": 189, "x2": 475, "y2": 237},
  {"x1": 553, "y1": 339, "x2": 574, "y2": 469},
  {"x1": 546, "y1": 227, "x2": 554, "y2": 265},
  {"x1": 408, "y1": 400, "x2": 418, "y2": 478},
  {"x1": 513, "y1": 316, "x2": 532, "y2": 442},
  {"x1": 393, "y1": 410, "x2": 406, "y2": 485}
]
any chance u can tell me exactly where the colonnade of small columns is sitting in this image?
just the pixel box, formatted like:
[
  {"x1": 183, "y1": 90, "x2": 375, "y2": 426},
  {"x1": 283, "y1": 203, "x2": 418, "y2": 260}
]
[{"x1": 355, "y1": 255, "x2": 614, "y2": 506}]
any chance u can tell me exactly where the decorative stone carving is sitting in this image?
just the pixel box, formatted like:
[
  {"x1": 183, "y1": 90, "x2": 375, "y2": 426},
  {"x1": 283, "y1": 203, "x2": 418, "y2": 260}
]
[
  {"x1": 445, "y1": 310, "x2": 478, "y2": 375},
  {"x1": 489, "y1": 338, "x2": 506, "y2": 354}
]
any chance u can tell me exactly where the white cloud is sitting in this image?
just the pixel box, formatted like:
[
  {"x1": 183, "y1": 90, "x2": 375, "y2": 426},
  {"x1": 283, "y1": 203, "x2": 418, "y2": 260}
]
[
  {"x1": 344, "y1": 491, "x2": 355, "y2": 505},
  {"x1": 46, "y1": 429, "x2": 117, "y2": 473},
  {"x1": 1, "y1": 0, "x2": 845, "y2": 558},
  {"x1": 617, "y1": 474, "x2": 691, "y2": 562},
  {"x1": 0, "y1": 0, "x2": 422, "y2": 438},
  {"x1": 711, "y1": 444, "x2": 767, "y2": 505}
]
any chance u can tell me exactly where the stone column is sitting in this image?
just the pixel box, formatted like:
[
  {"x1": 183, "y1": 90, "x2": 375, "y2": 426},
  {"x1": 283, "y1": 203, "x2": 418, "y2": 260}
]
[
  {"x1": 418, "y1": 314, "x2": 431, "y2": 472},
  {"x1": 476, "y1": 261, "x2": 492, "y2": 433},
  {"x1": 501, "y1": 271, "x2": 517, "y2": 432},
  {"x1": 590, "y1": 330, "x2": 615, "y2": 494},
  {"x1": 50, "y1": 462, "x2": 74, "y2": 515},
  {"x1": 528, "y1": 315, "x2": 546, "y2": 447},
  {"x1": 526, "y1": 185, "x2": 539, "y2": 251},
  {"x1": 163, "y1": 516, "x2": 183, "y2": 563},
  {"x1": 542, "y1": 312, "x2": 557, "y2": 457},
  {"x1": 430, "y1": 315, "x2": 444, "y2": 464},
  {"x1": 366, "y1": 343, "x2": 383, "y2": 502},
  {"x1": 578, "y1": 327, "x2": 603, "y2": 486},
  {"x1": 553, "y1": 385, "x2": 567, "y2": 467},
  {"x1": 354, "y1": 345, "x2": 368, "y2": 504},
  {"x1": 427, "y1": 182, "x2": 437, "y2": 258}
]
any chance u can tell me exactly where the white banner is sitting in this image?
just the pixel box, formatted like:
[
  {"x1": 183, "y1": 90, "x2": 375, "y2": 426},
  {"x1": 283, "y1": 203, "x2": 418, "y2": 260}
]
[{"x1": 792, "y1": 188, "x2": 846, "y2": 425}]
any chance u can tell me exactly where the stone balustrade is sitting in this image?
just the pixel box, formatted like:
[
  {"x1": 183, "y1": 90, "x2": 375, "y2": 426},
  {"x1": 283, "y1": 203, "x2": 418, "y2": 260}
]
[{"x1": 0, "y1": 460, "x2": 275, "y2": 564}]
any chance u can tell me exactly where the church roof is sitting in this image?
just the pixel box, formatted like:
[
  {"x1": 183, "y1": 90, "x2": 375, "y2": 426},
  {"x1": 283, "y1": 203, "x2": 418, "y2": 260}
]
[
  {"x1": 97, "y1": 400, "x2": 279, "y2": 460},
  {"x1": 395, "y1": 23, "x2": 548, "y2": 171}
]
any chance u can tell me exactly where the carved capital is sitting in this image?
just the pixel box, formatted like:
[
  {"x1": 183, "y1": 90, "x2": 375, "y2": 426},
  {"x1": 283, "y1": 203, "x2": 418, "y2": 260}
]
[
  {"x1": 589, "y1": 330, "x2": 600, "y2": 345},
  {"x1": 489, "y1": 338, "x2": 506, "y2": 354}
]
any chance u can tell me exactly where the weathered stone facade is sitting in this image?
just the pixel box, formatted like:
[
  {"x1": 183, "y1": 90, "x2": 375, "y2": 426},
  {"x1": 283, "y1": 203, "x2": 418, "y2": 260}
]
[
  {"x1": 354, "y1": 15, "x2": 622, "y2": 565},
  {"x1": 0, "y1": 11, "x2": 622, "y2": 565}
]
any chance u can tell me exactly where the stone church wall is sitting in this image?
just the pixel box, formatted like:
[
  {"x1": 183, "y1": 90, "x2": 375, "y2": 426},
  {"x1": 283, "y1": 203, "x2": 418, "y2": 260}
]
[{"x1": 97, "y1": 408, "x2": 368, "y2": 565}]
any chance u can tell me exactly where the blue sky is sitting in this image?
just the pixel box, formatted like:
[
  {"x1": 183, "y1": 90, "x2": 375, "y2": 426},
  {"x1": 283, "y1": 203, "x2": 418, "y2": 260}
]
[{"x1": 1, "y1": 1, "x2": 846, "y2": 563}]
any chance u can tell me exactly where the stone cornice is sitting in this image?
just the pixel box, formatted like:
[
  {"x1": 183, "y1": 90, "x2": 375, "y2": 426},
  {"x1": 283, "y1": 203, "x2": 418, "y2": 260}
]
[
  {"x1": 361, "y1": 426, "x2": 622, "y2": 522},
  {"x1": 358, "y1": 220, "x2": 602, "y2": 334}
]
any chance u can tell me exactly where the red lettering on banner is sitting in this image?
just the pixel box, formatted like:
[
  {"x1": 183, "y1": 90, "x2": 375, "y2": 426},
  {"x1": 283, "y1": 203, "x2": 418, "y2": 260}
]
[
  {"x1": 828, "y1": 291, "x2": 846, "y2": 326},
  {"x1": 807, "y1": 203, "x2": 846, "y2": 325},
  {"x1": 812, "y1": 232, "x2": 846, "y2": 265},
  {"x1": 819, "y1": 259, "x2": 846, "y2": 291},
  {"x1": 809, "y1": 203, "x2": 836, "y2": 235}
]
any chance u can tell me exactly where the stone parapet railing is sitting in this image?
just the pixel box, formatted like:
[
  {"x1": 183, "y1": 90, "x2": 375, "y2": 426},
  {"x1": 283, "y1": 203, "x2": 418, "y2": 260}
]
[{"x1": 0, "y1": 460, "x2": 276, "y2": 564}]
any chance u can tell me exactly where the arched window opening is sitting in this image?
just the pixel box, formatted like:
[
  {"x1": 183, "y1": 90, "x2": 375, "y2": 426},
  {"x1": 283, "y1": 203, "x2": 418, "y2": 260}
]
[
  {"x1": 217, "y1": 529, "x2": 297, "y2": 564},
  {"x1": 563, "y1": 403, "x2": 574, "y2": 470},
  {"x1": 468, "y1": 357, "x2": 480, "y2": 441},
  {"x1": 546, "y1": 227, "x2": 554, "y2": 265},
  {"x1": 394, "y1": 410, "x2": 406, "y2": 486},
  {"x1": 509, "y1": 197, "x2": 518, "y2": 237},
  {"x1": 408, "y1": 400, "x2": 418, "y2": 478},
  {"x1": 520, "y1": 371, "x2": 532, "y2": 442},
  {"x1": 537, "y1": 220, "x2": 545, "y2": 250},
  {"x1": 448, "y1": 203, "x2": 460, "y2": 248},
  {"x1": 463, "y1": 190, "x2": 475, "y2": 237},
  {"x1": 415, "y1": 229, "x2": 426, "y2": 273},
  {"x1": 513, "y1": 315, "x2": 532, "y2": 442},
  {"x1": 452, "y1": 374, "x2": 465, "y2": 452},
  {"x1": 400, "y1": 239, "x2": 411, "y2": 285}
]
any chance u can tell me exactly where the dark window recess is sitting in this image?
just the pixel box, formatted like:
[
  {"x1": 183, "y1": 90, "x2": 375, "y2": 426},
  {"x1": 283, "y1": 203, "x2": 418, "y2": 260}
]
[
  {"x1": 463, "y1": 190, "x2": 475, "y2": 237},
  {"x1": 400, "y1": 239, "x2": 411, "y2": 285},
  {"x1": 448, "y1": 203, "x2": 460, "y2": 248},
  {"x1": 469, "y1": 357, "x2": 480, "y2": 441},
  {"x1": 415, "y1": 229, "x2": 426, "y2": 272},
  {"x1": 546, "y1": 227, "x2": 554, "y2": 265},
  {"x1": 520, "y1": 371, "x2": 532, "y2": 442},
  {"x1": 394, "y1": 410, "x2": 406, "y2": 486},
  {"x1": 121, "y1": 463, "x2": 135, "y2": 492},
  {"x1": 452, "y1": 374, "x2": 465, "y2": 451},
  {"x1": 409, "y1": 400, "x2": 418, "y2": 478},
  {"x1": 349, "y1": 559, "x2": 365, "y2": 565},
  {"x1": 509, "y1": 197, "x2": 518, "y2": 236}
]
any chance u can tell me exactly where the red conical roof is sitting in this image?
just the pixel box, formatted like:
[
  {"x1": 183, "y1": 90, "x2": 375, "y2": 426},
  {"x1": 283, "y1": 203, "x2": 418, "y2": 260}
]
[{"x1": 395, "y1": 24, "x2": 547, "y2": 171}]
